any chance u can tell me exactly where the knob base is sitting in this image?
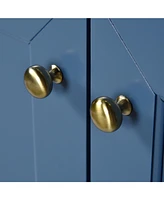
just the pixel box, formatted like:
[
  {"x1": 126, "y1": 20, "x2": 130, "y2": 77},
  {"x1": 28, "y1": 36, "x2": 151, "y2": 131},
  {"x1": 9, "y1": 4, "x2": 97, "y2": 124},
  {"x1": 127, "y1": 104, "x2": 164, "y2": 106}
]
[
  {"x1": 115, "y1": 95, "x2": 132, "y2": 116},
  {"x1": 49, "y1": 65, "x2": 63, "y2": 84}
]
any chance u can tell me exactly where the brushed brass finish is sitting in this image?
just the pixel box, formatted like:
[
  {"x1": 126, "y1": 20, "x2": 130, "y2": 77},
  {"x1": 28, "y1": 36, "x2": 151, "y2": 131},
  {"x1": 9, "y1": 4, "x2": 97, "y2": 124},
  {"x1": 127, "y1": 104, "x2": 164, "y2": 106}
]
[
  {"x1": 90, "y1": 95, "x2": 132, "y2": 133},
  {"x1": 115, "y1": 95, "x2": 132, "y2": 116},
  {"x1": 24, "y1": 65, "x2": 63, "y2": 99},
  {"x1": 49, "y1": 65, "x2": 63, "y2": 84}
]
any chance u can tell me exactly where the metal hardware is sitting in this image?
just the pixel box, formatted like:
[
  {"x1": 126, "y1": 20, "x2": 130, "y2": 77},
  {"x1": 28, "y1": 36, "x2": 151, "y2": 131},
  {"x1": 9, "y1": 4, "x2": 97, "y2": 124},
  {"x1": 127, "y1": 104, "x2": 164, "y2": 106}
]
[
  {"x1": 90, "y1": 95, "x2": 132, "y2": 133},
  {"x1": 24, "y1": 64, "x2": 63, "y2": 98}
]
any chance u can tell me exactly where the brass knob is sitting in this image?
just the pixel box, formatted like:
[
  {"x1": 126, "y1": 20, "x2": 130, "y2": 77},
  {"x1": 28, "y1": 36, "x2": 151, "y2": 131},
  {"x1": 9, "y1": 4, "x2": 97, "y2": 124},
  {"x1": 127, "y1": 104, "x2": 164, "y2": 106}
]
[
  {"x1": 24, "y1": 64, "x2": 63, "y2": 99},
  {"x1": 90, "y1": 95, "x2": 132, "y2": 133}
]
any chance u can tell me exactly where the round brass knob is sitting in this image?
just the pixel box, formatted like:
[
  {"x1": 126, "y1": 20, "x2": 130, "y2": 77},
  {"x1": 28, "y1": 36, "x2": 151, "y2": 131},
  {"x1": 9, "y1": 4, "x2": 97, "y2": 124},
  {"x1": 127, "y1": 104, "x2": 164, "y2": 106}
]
[
  {"x1": 24, "y1": 64, "x2": 63, "y2": 99},
  {"x1": 90, "y1": 95, "x2": 132, "y2": 133}
]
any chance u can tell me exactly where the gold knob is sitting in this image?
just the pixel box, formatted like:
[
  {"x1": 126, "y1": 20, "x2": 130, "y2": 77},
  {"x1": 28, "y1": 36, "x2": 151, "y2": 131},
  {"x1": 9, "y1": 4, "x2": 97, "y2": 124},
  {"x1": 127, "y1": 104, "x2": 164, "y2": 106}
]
[
  {"x1": 24, "y1": 64, "x2": 63, "y2": 99},
  {"x1": 90, "y1": 95, "x2": 132, "y2": 133}
]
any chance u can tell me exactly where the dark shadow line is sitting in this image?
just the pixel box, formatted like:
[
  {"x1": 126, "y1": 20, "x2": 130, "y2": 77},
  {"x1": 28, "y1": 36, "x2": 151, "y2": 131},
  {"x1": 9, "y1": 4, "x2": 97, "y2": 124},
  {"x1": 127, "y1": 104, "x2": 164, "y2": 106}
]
[
  {"x1": 150, "y1": 94, "x2": 157, "y2": 181},
  {"x1": 29, "y1": 18, "x2": 53, "y2": 44},
  {"x1": 151, "y1": 95, "x2": 164, "y2": 182},
  {"x1": 86, "y1": 18, "x2": 91, "y2": 182},
  {"x1": 161, "y1": 139, "x2": 164, "y2": 181},
  {"x1": 161, "y1": 147, "x2": 164, "y2": 181},
  {"x1": 160, "y1": 99, "x2": 164, "y2": 182}
]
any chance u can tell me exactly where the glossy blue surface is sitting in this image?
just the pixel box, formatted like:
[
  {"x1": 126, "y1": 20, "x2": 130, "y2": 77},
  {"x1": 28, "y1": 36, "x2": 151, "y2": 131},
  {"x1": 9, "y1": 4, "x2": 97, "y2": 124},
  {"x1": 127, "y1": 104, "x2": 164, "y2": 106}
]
[
  {"x1": 30, "y1": 19, "x2": 86, "y2": 181},
  {"x1": 0, "y1": 19, "x2": 86, "y2": 182},
  {"x1": 91, "y1": 19, "x2": 155, "y2": 181},
  {"x1": 111, "y1": 19, "x2": 164, "y2": 99},
  {"x1": 0, "y1": 18, "x2": 163, "y2": 182},
  {"x1": 0, "y1": 19, "x2": 51, "y2": 43},
  {"x1": 0, "y1": 34, "x2": 35, "y2": 181}
]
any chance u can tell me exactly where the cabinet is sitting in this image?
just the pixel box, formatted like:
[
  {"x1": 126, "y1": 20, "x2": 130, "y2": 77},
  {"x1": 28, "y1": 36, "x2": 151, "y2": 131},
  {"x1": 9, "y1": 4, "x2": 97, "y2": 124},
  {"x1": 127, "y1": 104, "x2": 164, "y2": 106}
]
[
  {"x1": 0, "y1": 18, "x2": 163, "y2": 182},
  {"x1": 0, "y1": 19, "x2": 86, "y2": 181}
]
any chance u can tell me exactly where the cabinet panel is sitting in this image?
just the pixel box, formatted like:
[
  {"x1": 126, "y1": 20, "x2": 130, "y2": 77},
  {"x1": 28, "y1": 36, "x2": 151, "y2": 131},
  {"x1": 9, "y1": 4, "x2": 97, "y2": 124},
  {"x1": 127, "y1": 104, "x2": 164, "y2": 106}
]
[
  {"x1": 0, "y1": 19, "x2": 51, "y2": 42},
  {"x1": 0, "y1": 35, "x2": 35, "y2": 181},
  {"x1": 91, "y1": 19, "x2": 155, "y2": 181},
  {"x1": 30, "y1": 19, "x2": 86, "y2": 181},
  {"x1": 111, "y1": 19, "x2": 164, "y2": 99}
]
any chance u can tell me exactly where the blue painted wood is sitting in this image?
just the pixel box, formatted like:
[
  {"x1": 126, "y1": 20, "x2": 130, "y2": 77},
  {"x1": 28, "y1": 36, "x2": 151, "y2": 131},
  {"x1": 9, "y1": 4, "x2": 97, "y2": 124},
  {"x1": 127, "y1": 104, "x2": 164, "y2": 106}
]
[
  {"x1": 91, "y1": 19, "x2": 155, "y2": 181},
  {"x1": 0, "y1": 18, "x2": 161, "y2": 182},
  {"x1": 111, "y1": 19, "x2": 164, "y2": 99},
  {"x1": 30, "y1": 19, "x2": 86, "y2": 181},
  {"x1": 0, "y1": 19, "x2": 51, "y2": 43},
  {"x1": 0, "y1": 34, "x2": 35, "y2": 181},
  {"x1": 151, "y1": 96, "x2": 164, "y2": 181}
]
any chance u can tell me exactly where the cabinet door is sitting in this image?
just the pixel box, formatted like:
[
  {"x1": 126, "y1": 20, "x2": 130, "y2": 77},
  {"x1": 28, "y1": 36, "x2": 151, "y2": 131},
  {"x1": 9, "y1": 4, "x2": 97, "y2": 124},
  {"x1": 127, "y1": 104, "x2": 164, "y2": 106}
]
[
  {"x1": 91, "y1": 19, "x2": 155, "y2": 181},
  {"x1": 108, "y1": 19, "x2": 164, "y2": 182},
  {"x1": 29, "y1": 19, "x2": 87, "y2": 181},
  {"x1": 0, "y1": 19, "x2": 87, "y2": 181}
]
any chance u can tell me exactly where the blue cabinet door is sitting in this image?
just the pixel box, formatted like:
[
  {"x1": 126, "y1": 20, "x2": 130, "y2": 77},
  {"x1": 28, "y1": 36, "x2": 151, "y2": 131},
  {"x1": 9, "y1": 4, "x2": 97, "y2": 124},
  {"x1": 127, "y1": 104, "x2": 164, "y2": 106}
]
[
  {"x1": 107, "y1": 19, "x2": 164, "y2": 181},
  {"x1": 91, "y1": 19, "x2": 156, "y2": 181},
  {"x1": 30, "y1": 19, "x2": 87, "y2": 181},
  {"x1": 0, "y1": 19, "x2": 87, "y2": 181}
]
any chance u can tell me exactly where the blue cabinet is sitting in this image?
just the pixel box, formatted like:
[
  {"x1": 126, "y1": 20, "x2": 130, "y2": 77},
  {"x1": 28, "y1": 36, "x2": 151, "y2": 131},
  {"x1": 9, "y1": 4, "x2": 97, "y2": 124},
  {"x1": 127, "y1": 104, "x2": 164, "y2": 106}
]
[
  {"x1": 0, "y1": 19, "x2": 86, "y2": 181},
  {"x1": 0, "y1": 18, "x2": 163, "y2": 182}
]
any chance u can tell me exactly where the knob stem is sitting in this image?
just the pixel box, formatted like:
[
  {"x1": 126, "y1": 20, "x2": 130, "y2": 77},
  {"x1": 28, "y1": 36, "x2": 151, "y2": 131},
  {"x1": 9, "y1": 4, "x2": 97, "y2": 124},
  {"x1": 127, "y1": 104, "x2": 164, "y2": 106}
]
[
  {"x1": 115, "y1": 95, "x2": 132, "y2": 116},
  {"x1": 49, "y1": 65, "x2": 63, "y2": 84}
]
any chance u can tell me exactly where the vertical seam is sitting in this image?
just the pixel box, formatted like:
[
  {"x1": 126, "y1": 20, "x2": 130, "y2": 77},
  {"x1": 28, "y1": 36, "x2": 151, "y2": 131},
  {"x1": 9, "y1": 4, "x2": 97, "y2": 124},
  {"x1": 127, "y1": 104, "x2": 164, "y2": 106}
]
[
  {"x1": 86, "y1": 18, "x2": 91, "y2": 182},
  {"x1": 160, "y1": 99, "x2": 164, "y2": 181},
  {"x1": 29, "y1": 43, "x2": 38, "y2": 181},
  {"x1": 150, "y1": 96, "x2": 164, "y2": 182},
  {"x1": 150, "y1": 94, "x2": 157, "y2": 181}
]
